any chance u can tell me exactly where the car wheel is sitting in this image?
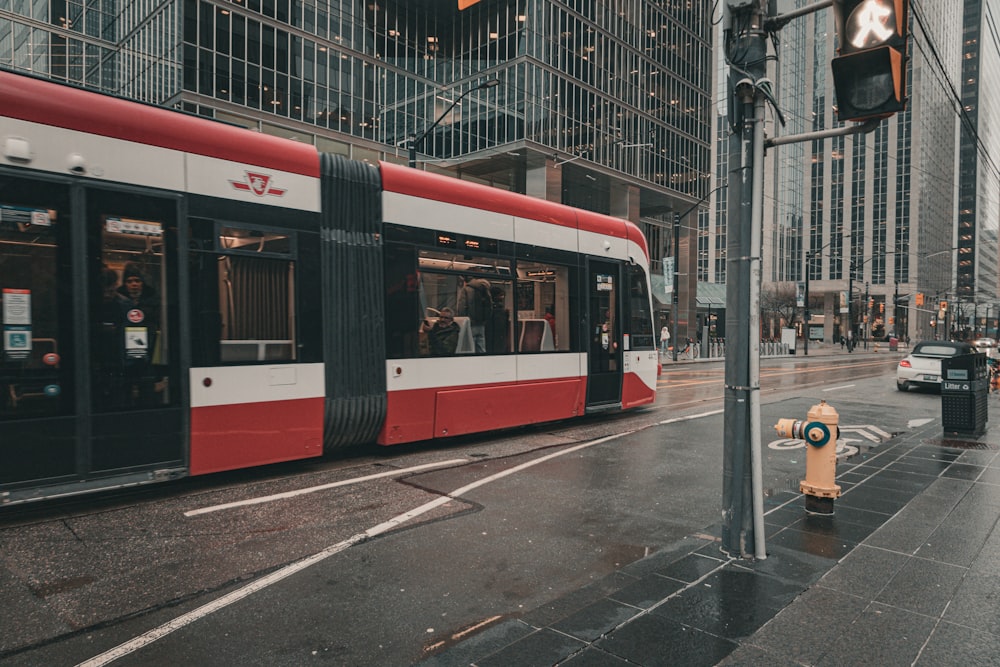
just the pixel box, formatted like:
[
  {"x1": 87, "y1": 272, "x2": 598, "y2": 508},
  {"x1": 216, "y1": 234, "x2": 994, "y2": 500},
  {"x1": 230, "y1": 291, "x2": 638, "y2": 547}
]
[{"x1": 897, "y1": 381, "x2": 908, "y2": 391}]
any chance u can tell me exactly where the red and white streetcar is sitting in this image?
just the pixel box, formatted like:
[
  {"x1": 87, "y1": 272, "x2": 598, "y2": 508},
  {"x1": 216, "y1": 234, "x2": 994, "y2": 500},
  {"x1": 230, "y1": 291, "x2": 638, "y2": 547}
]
[{"x1": 0, "y1": 70, "x2": 658, "y2": 504}]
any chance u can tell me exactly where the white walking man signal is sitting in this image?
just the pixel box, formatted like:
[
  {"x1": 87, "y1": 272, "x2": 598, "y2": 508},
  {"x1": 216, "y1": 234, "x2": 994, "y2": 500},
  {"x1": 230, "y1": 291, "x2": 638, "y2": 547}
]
[{"x1": 849, "y1": 0, "x2": 894, "y2": 49}]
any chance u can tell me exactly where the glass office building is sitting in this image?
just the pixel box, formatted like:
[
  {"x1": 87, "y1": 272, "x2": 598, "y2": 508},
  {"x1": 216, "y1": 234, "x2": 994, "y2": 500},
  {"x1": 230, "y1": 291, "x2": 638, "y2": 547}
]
[
  {"x1": 956, "y1": 0, "x2": 1000, "y2": 332},
  {"x1": 757, "y1": 0, "x2": 962, "y2": 343},
  {"x1": 1, "y1": 0, "x2": 713, "y2": 341}
]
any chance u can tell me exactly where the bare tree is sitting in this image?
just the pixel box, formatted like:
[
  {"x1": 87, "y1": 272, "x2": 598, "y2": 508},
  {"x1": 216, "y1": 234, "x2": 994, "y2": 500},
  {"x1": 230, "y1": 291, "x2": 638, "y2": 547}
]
[{"x1": 760, "y1": 283, "x2": 798, "y2": 338}]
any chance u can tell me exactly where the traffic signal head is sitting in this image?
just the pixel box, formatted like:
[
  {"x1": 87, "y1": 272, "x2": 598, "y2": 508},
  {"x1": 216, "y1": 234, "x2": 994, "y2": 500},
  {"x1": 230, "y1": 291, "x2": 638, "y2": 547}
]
[
  {"x1": 831, "y1": 0, "x2": 909, "y2": 122},
  {"x1": 879, "y1": 302, "x2": 885, "y2": 313}
]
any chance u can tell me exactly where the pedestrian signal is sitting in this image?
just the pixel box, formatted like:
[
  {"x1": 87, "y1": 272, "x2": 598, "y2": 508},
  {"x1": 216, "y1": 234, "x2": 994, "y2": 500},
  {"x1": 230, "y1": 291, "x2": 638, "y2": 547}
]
[
  {"x1": 915, "y1": 292, "x2": 923, "y2": 306},
  {"x1": 831, "y1": 0, "x2": 909, "y2": 122},
  {"x1": 940, "y1": 300, "x2": 948, "y2": 312}
]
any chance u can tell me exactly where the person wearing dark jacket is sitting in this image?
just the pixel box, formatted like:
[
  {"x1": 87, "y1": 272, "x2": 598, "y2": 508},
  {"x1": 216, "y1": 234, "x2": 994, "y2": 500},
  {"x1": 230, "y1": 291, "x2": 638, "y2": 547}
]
[
  {"x1": 118, "y1": 263, "x2": 160, "y2": 329},
  {"x1": 116, "y1": 263, "x2": 161, "y2": 405},
  {"x1": 456, "y1": 275, "x2": 491, "y2": 353},
  {"x1": 421, "y1": 307, "x2": 460, "y2": 356}
]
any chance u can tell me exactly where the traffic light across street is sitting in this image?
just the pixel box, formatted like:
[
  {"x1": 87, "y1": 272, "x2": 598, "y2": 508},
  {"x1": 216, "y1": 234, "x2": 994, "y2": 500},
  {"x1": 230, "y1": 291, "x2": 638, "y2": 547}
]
[{"x1": 831, "y1": 0, "x2": 909, "y2": 122}]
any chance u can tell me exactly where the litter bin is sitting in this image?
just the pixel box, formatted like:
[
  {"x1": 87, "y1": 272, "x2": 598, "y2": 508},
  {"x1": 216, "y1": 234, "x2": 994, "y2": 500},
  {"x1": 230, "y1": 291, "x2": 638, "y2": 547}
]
[
  {"x1": 889, "y1": 337, "x2": 898, "y2": 351},
  {"x1": 941, "y1": 352, "x2": 988, "y2": 436}
]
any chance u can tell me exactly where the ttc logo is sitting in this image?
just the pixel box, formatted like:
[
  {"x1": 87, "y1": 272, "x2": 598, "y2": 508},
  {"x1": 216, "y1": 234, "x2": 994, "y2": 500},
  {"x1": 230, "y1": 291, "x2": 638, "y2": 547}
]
[{"x1": 230, "y1": 172, "x2": 287, "y2": 197}]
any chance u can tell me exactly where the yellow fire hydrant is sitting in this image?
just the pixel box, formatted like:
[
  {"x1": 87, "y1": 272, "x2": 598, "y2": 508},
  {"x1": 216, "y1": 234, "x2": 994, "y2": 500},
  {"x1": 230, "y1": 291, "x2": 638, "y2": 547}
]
[{"x1": 775, "y1": 400, "x2": 842, "y2": 515}]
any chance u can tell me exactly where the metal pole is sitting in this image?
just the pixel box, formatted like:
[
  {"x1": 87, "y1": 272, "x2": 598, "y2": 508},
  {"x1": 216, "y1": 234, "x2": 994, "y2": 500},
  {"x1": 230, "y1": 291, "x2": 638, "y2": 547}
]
[
  {"x1": 848, "y1": 262, "x2": 854, "y2": 352},
  {"x1": 723, "y1": 0, "x2": 774, "y2": 561},
  {"x1": 804, "y1": 253, "x2": 811, "y2": 356},
  {"x1": 864, "y1": 282, "x2": 869, "y2": 350},
  {"x1": 672, "y1": 214, "x2": 680, "y2": 362},
  {"x1": 894, "y1": 280, "x2": 899, "y2": 338},
  {"x1": 668, "y1": 184, "x2": 725, "y2": 363},
  {"x1": 748, "y1": 92, "x2": 767, "y2": 561},
  {"x1": 722, "y1": 82, "x2": 756, "y2": 558}
]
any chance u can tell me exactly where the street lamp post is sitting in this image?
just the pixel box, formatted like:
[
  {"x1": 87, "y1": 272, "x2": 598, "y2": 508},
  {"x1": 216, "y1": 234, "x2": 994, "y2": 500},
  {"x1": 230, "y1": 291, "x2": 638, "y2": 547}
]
[
  {"x1": 408, "y1": 80, "x2": 499, "y2": 168},
  {"x1": 803, "y1": 251, "x2": 816, "y2": 356},
  {"x1": 669, "y1": 184, "x2": 727, "y2": 362},
  {"x1": 893, "y1": 279, "x2": 899, "y2": 339},
  {"x1": 864, "y1": 281, "x2": 869, "y2": 350},
  {"x1": 672, "y1": 214, "x2": 680, "y2": 361},
  {"x1": 847, "y1": 260, "x2": 855, "y2": 351}
]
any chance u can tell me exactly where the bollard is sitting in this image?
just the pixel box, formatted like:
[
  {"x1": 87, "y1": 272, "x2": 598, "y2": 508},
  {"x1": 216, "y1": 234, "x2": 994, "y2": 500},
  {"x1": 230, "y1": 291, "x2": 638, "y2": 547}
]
[{"x1": 774, "y1": 400, "x2": 842, "y2": 515}]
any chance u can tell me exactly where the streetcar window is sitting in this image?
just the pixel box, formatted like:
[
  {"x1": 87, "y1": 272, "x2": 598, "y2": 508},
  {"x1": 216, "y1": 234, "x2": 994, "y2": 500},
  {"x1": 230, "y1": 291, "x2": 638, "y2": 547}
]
[
  {"x1": 96, "y1": 215, "x2": 171, "y2": 411},
  {"x1": 627, "y1": 267, "x2": 655, "y2": 349},
  {"x1": 416, "y1": 251, "x2": 512, "y2": 356},
  {"x1": 217, "y1": 255, "x2": 295, "y2": 362},
  {"x1": 0, "y1": 199, "x2": 70, "y2": 420},
  {"x1": 189, "y1": 221, "x2": 297, "y2": 365},
  {"x1": 515, "y1": 262, "x2": 572, "y2": 353},
  {"x1": 382, "y1": 240, "x2": 578, "y2": 358},
  {"x1": 218, "y1": 225, "x2": 292, "y2": 256}
]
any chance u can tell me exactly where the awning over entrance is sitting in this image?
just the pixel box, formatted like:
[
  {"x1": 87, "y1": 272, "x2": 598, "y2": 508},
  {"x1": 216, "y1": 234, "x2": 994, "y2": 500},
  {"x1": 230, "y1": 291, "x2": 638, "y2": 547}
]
[
  {"x1": 650, "y1": 277, "x2": 726, "y2": 308},
  {"x1": 696, "y1": 281, "x2": 726, "y2": 308},
  {"x1": 651, "y1": 273, "x2": 671, "y2": 306}
]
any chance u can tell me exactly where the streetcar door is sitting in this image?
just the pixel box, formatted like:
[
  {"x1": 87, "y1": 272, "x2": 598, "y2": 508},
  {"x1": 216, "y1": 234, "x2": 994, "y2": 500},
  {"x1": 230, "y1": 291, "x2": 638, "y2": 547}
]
[
  {"x1": 586, "y1": 260, "x2": 622, "y2": 408},
  {"x1": 0, "y1": 180, "x2": 183, "y2": 495},
  {"x1": 86, "y1": 187, "x2": 183, "y2": 475},
  {"x1": 0, "y1": 177, "x2": 76, "y2": 489}
]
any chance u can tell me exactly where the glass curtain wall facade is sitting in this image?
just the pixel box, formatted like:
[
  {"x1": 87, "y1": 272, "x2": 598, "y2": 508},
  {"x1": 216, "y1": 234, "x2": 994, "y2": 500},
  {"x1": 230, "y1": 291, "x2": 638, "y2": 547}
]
[
  {"x1": 2, "y1": 2, "x2": 709, "y2": 194},
  {"x1": 3, "y1": 0, "x2": 712, "y2": 342},
  {"x1": 957, "y1": 0, "x2": 1000, "y2": 336},
  {"x1": 757, "y1": 0, "x2": 960, "y2": 343}
]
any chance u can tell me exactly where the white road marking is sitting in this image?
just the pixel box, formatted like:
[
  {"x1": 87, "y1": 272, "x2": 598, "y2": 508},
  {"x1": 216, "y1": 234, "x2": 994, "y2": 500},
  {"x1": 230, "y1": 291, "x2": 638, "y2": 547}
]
[
  {"x1": 79, "y1": 410, "x2": 725, "y2": 666},
  {"x1": 841, "y1": 424, "x2": 892, "y2": 440},
  {"x1": 908, "y1": 418, "x2": 934, "y2": 428},
  {"x1": 659, "y1": 408, "x2": 723, "y2": 424},
  {"x1": 183, "y1": 459, "x2": 469, "y2": 517},
  {"x1": 823, "y1": 384, "x2": 855, "y2": 392}
]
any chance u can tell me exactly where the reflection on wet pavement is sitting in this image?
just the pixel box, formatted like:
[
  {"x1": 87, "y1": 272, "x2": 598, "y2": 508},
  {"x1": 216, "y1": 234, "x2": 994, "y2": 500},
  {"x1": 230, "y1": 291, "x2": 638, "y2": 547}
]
[{"x1": 424, "y1": 414, "x2": 1000, "y2": 667}]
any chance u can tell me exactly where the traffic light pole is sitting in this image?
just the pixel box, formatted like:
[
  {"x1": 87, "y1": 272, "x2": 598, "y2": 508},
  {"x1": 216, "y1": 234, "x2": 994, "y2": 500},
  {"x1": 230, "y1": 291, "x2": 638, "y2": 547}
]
[
  {"x1": 721, "y1": 0, "x2": 908, "y2": 561},
  {"x1": 722, "y1": 0, "x2": 767, "y2": 561}
]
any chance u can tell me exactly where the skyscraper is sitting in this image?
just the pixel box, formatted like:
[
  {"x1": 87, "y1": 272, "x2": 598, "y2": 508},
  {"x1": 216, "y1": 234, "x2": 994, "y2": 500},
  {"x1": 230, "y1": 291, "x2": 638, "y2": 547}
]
[
  {"x1": 755, "y1": 0, "x2": 962, "y2": 343},
  {"x1": 957, "y1": 0, "x2": 1000, "y2": 335}
]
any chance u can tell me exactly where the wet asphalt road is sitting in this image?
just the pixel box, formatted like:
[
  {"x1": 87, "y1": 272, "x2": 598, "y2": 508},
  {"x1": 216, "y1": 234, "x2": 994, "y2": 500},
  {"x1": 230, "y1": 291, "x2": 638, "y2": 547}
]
[{"x1": 0, "y1": 352, "x2": 914, "y2": 666}]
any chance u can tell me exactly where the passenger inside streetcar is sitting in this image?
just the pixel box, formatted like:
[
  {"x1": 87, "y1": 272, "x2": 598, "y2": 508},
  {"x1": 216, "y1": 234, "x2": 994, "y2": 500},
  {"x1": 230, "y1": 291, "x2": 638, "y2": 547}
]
[{"x1": 420, "y1": 307, "x2": 460, "y2": 356}]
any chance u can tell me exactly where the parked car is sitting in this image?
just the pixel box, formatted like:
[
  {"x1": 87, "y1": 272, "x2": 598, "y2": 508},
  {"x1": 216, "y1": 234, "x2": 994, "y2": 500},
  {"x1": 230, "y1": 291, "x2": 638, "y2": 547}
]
[
  {"x1": 897, "y1": 340, "x2": 977, "y2": 391},
  {"x1": 973, "y1": 338, "x2": 997, "y2": 358}
]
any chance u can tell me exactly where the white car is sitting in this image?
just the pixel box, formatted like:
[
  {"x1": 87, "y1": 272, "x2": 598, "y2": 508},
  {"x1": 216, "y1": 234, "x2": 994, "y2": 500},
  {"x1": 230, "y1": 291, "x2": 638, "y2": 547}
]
[
  {"x1": 897, "y1": 341, "x2": 978, "y2": 391},
  {"x1": 973, "y1": 338, "x2": 997, "y2": 358}
]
